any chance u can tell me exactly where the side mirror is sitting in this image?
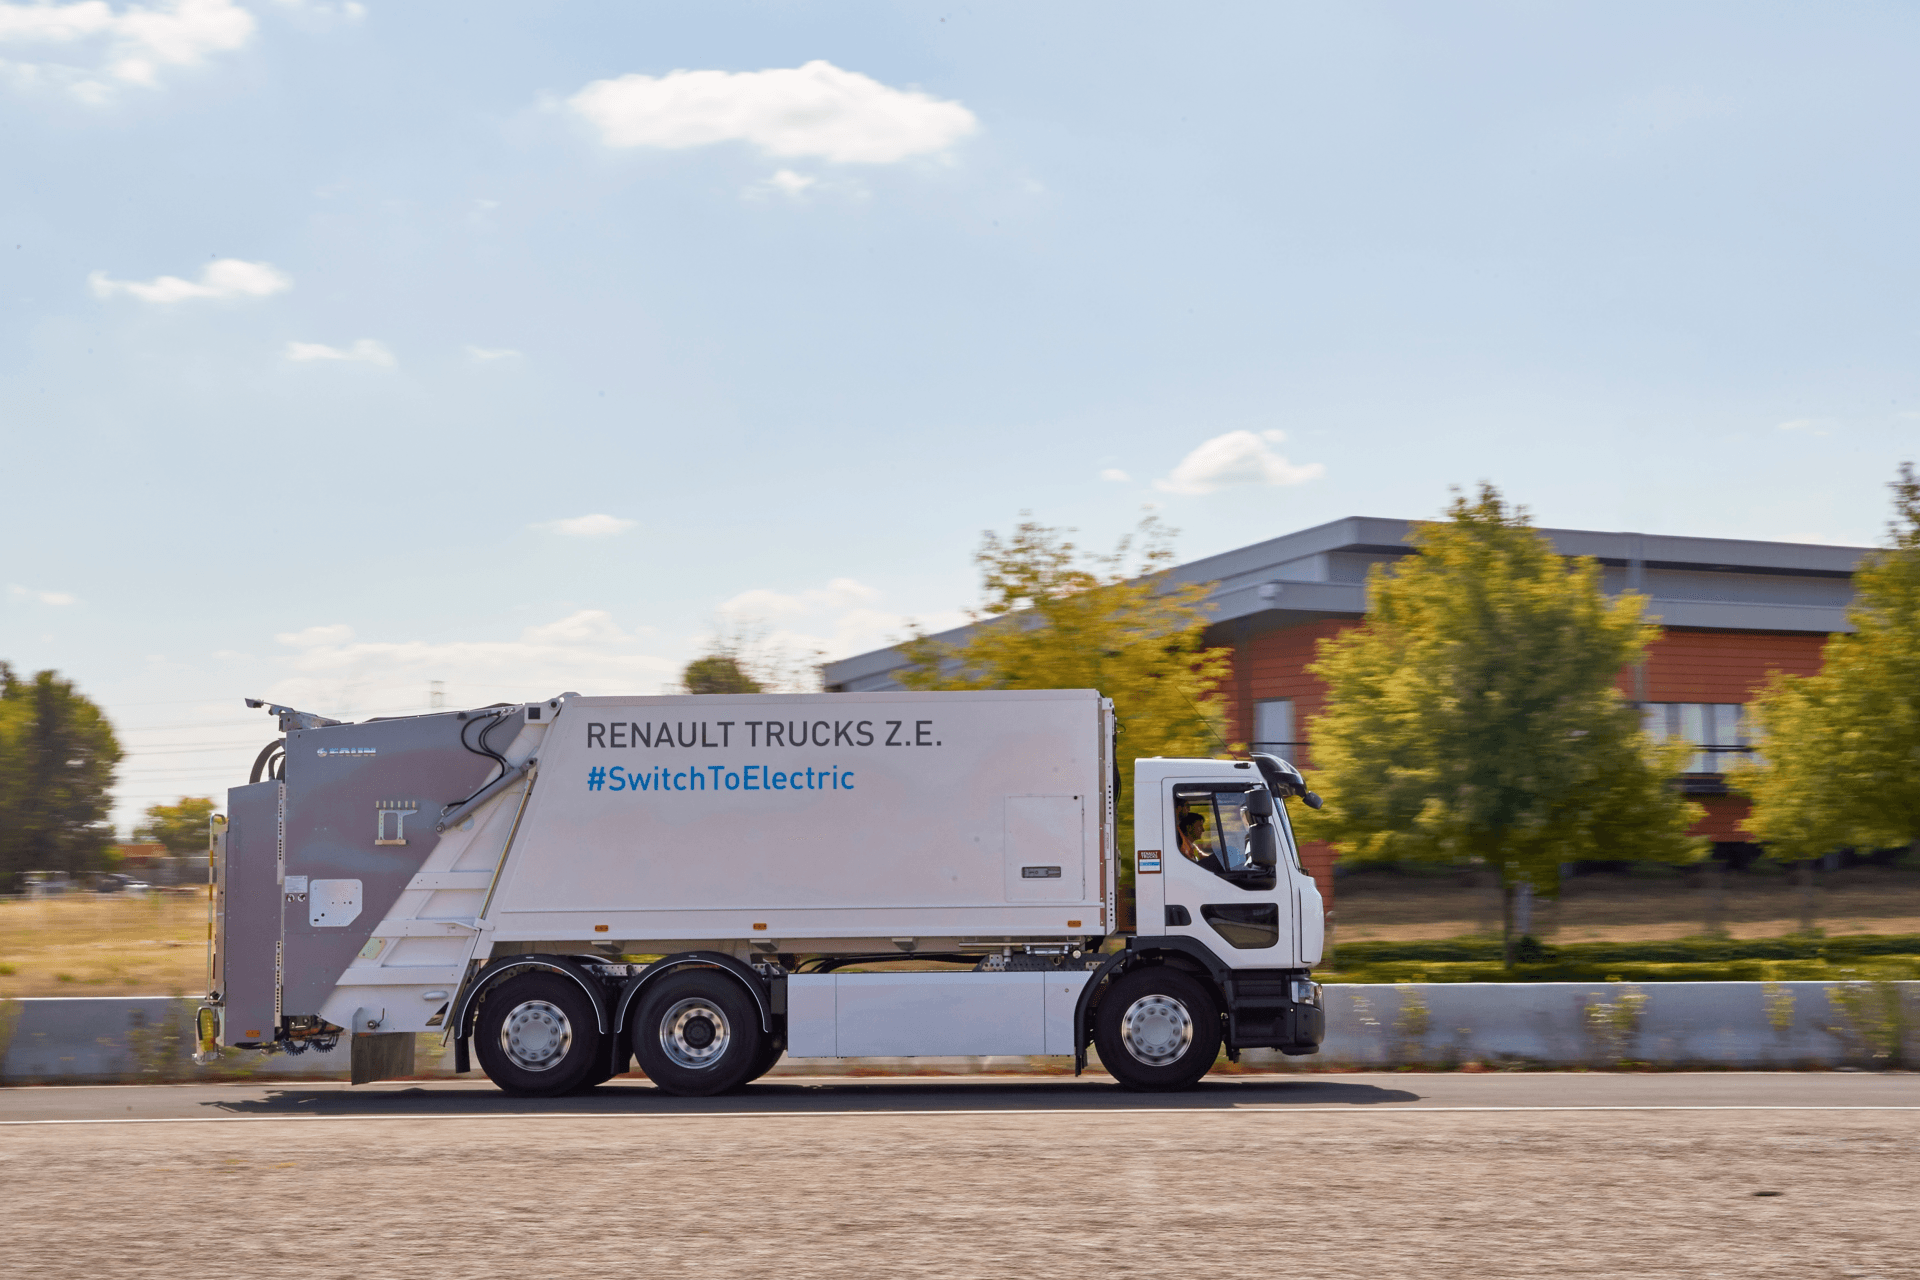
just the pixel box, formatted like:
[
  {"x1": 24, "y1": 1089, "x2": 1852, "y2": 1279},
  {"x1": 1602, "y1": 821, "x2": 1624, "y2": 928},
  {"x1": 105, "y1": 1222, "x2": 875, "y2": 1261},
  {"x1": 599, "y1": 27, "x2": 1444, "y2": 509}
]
[
  {"x1": 1249, "y1": 823, "x2": 1279, "y2": 868},
  {"x1": 1246, "y1": 788, "x2": 1275, "y2": 819},
  {"x1": 1303, "y1": 791, "x2": 1323, "y2": 810}
]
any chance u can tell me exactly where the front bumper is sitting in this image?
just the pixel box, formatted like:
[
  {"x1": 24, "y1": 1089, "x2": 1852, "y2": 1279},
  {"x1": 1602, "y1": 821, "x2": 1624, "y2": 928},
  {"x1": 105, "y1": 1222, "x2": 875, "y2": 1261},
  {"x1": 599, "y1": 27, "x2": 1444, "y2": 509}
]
[{"x1": 1225, "y1": 974, "x2": 1325, "y2": 1054}]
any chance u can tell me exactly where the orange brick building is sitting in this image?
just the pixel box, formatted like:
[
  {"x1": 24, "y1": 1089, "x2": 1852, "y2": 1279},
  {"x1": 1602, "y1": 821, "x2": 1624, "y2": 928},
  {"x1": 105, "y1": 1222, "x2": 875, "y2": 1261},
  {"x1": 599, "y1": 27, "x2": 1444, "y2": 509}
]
[{"x1": 824, "y1": 517, "x2": 1863, "y2": 906}]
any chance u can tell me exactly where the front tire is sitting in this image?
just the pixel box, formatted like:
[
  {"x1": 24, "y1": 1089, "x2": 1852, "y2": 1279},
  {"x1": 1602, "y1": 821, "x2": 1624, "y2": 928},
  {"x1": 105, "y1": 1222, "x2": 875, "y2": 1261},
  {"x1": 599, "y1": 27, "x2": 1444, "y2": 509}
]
[
  {"x1": 1093, "y1": 966, "x2": 1222, "y2": 1091},
  {"x1": 632, "y1": 970, "x2": 764, "y2": 1096},
  {"x1": 474, "y1": 972, "x2": 604, "y2": 1097}
]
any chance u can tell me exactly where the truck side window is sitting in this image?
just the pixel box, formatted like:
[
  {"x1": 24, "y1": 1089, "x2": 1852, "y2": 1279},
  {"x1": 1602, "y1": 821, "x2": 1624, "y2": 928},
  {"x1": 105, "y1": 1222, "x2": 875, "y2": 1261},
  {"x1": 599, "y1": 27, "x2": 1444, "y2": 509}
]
[
  {"x1": 1173, "y1": 786, "x2": 1278, "y2": 884},
  {"x1": 1174, "y1": 799, "x2": 1225, "y2": 873}
]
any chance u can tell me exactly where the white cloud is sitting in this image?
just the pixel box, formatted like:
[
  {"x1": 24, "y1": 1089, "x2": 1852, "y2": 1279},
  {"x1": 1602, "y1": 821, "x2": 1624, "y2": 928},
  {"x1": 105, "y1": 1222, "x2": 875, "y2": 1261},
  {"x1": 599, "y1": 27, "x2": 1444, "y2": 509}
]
[
  {"x1": 285, "y1": 338, "x2": 395, "y2": 367},
  {"x1": 1154, "y1": 429, "x2": 1325, "y2": 496},
  {"x1": 0, "y1": 0, "x2": 254, "y2": 100},
  {"x1": 1777, "y1": 418, "x2": 1834, "y2": 438},
  {"x1": 262, "y1": 609, "x2": 680, "y2": 712},
  {"x1": 719, "y1": 577, "x2": 882, "y2": 620},
  {"x1": 521, "y1": 610, "x2": 632, "y2": 646},
  {"x1": 567, "y1": 60, "x2": 977, "y2": 164},
  {"x1": 267, "y1": 0, "x2": 363, "y2": 21},
  {"x1": 743, "y1": 167, "x2": 872, "y2": 204},
  {"x1": 748, "y1": 168, "x2": 817, "y2": 199},
  {"x1": 533, "y1": 513, "x2": 637, "y2": 538},
  {"x1": 0, "y1": 2, "x2": 113, "y2": 42},
  {"x1": 275, "y1": 623, "x2": 353, "y2": 648},
  {"x1": 1099, "y1": 468, "x2": 1131, "y2": 483},
  {"x1": 711, "y1": 577, "x2": 961, "y2": 670},
  {"x1": 89, "y1": 257, "x2": 290, "y2": 303},
  {"x1": 8, "y1": 584, "x2": 77, "y2": 605},
  {"x1": 466, "y1": 345, "x2": 522, "y2": 363}
]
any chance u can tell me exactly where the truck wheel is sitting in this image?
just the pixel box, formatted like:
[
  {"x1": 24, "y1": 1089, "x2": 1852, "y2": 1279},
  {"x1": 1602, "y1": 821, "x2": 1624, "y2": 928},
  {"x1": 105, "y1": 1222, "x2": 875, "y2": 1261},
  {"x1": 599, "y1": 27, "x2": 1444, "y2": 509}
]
[
  {"x1": 632, "y1": 970, "x2": 764, "y2": 1096},
  {"x1": 1093, "y1": 966, "x2": 1222, "y2": 1091},
  {"x1": 743, "y1": 1036, "x2": 784, "y2": 1085},
  {"x1": 473, "y1": 972, "x2": 604, "y2": 1097},
  {"x1": 575, "y1": 1044, "x2": 630, "y2": 1092}
]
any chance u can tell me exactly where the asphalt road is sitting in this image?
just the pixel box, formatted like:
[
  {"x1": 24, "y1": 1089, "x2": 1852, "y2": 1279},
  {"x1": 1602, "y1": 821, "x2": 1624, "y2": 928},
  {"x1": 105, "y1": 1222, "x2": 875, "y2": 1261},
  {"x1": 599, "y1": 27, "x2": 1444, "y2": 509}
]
[
  {"x1": 3, "y1": 1074, "x2": 1912, "y2": 1280},
  {"x1": 0, "y1": 1069, "x2": 1912, "y2": 1123}
]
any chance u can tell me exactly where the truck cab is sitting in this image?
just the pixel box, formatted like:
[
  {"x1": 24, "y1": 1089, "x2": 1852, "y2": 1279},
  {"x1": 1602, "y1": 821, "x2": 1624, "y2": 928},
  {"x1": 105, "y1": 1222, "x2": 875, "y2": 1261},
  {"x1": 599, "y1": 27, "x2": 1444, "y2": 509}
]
[
  {"x1": 1087, "y1": 753, "x2": 1326, "y2": 1087},
  {"x1": 1132, "y1": 755, "x2": 1325, "y2": 970}
]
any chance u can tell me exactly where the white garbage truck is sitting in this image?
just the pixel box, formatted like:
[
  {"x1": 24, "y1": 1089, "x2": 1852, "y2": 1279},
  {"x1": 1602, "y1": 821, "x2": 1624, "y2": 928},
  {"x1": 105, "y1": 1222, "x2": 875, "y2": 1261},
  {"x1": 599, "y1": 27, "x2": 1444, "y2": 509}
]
[{"x1": 203, "y1": 688, "x2": 1326, "y2": 1094}]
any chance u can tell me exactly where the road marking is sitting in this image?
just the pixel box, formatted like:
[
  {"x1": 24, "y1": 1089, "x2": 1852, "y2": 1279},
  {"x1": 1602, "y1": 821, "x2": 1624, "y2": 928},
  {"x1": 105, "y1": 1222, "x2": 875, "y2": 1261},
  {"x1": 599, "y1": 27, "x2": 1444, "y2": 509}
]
[{"x1": 1, "y1": 1105, "x2": 1916, "y2": 1127}]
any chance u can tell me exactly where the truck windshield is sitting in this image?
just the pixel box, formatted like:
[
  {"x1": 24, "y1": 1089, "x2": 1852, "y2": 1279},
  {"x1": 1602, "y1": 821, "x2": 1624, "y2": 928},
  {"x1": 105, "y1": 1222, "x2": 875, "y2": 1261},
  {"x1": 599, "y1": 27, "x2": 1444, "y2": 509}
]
[{"x1": 1272, "y1": 798, "x2": 1303, "y2": 870}]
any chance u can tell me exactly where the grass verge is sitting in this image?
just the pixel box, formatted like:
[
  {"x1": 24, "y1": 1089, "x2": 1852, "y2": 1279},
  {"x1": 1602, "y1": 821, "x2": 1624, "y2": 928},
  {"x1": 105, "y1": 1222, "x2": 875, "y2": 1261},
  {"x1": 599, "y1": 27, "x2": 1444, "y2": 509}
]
[{"x1": 1322, "y1": 933, "x2": 1920, "y2": 983}]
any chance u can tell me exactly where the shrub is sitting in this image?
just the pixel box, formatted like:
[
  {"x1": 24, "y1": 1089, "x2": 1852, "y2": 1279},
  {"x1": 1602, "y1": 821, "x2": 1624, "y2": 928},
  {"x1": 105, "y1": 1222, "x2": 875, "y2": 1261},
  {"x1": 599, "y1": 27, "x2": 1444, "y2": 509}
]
[
  {"x1": 1333, "y1": 933, "x2": 1920, "y2": 967},
  {"x1": 1583, "y1": 985, "x2": 1648, "y2": 1066},
  {"x1": 1824, "y1": 980, "x2": 1915, "y2": 1068}
]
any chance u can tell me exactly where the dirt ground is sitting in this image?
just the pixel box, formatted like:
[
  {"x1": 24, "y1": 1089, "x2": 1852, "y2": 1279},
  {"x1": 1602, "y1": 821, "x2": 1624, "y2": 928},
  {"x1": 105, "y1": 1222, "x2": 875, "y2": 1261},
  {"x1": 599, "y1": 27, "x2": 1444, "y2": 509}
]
[
  {"x1": 1334, "y1": 863, "x2": 1920, "y2": 942},
  {"x1": 0, "y1": 894, "x2": 206, "y2": 998},
  {"x1": 1, "y1": 1109, "x2": 1909, "y2": 1279}
]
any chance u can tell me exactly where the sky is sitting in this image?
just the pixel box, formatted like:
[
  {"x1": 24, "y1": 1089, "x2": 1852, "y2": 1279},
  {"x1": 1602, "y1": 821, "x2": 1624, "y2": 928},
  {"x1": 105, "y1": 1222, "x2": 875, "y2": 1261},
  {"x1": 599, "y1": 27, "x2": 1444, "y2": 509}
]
[{"x1": 2, "y1": 0, "x2": 1916, "y2": 834}]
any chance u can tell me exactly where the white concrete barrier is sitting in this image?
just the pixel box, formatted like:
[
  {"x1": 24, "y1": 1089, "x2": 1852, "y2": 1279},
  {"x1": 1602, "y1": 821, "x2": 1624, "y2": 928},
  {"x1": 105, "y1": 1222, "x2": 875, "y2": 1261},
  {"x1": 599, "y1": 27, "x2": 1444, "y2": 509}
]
[
  {"x1": 1307, "y1": 980, "x2": 1918, "y2": 1069},
  {"x1": 1, "y1": 981, "x2": 1912, "y2": 1084},
  {"x1": 0, "y1": 997, "x2": 398, "y2": 1084}
]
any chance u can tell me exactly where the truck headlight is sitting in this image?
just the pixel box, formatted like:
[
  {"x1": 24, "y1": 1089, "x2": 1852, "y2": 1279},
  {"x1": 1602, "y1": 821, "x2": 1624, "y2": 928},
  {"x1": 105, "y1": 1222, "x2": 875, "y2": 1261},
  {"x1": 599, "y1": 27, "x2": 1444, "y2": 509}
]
[{"x1": 1291, "y1": 978, "x2": 1320, "y2": 1006}]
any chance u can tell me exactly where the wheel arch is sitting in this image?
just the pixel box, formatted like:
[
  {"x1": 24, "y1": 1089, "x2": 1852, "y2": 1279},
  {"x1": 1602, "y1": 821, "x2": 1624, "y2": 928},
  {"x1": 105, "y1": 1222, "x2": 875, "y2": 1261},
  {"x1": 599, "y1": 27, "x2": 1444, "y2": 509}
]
[
  {"x1": 1072, "y1": 935, "x2": 1231, "y2": 1074},
  {"x1": 452, "y1": 955, "x2": 611, "y2": 1074},
  {"x1": 613, "y1": 951, "x2": 774, "y2": 1041}
]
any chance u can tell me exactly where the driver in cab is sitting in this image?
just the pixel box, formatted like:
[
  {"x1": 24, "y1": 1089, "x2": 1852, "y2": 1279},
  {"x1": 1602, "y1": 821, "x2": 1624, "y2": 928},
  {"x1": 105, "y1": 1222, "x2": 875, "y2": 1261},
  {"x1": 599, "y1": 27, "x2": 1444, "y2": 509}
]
[{"x1": 1176, "y1": 808, "x2": 1226, "y2": 875}]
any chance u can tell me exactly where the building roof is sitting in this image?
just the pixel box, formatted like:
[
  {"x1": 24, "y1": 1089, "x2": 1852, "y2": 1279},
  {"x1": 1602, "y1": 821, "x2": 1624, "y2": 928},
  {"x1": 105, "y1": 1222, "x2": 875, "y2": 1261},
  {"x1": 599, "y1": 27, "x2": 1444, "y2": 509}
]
[{"x1": 822, "y1": 516, "x2": 1869, "y2": 692}]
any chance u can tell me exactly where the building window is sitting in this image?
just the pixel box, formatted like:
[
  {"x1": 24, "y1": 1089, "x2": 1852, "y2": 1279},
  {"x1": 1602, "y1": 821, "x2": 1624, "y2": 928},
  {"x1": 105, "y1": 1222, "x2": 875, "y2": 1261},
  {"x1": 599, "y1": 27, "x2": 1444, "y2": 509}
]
[
  {"x1": 1641, "y1": 702, "x2": 1753, "y2": 773},
  {"x1": 1253, "y1": 698, "x2": 1297, "y2": 752}
]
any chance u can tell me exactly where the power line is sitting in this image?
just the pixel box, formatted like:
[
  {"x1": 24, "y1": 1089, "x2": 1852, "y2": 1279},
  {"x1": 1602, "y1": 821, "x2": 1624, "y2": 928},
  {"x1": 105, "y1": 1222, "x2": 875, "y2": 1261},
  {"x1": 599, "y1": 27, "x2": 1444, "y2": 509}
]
[
  {"x1": 119, "y1": 743, "x2": 273, "y2": 757},
  {"x1": 114, "y1": 772, "x2": 251, "y2": 781},
  {"x1": 120, "y1": 758, "x2": 264, "y2": 766}
]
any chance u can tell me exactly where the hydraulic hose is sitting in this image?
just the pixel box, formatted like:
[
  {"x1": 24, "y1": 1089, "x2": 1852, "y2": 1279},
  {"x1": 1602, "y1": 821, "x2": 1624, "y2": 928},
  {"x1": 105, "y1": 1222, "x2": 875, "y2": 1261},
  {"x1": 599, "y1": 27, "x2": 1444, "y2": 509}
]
[
  {"x1": 448, "y1": 706, "x2": 516, "y2": 815},
  {"x1": 248, "y1": 739, "x2": 285, "y2": 785}
]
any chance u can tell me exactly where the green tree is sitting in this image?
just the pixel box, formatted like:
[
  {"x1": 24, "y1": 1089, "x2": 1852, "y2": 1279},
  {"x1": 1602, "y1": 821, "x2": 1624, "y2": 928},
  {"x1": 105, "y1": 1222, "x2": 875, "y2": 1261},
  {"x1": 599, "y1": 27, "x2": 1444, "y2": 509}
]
[
  {"x1": 682, "y1": 653, "x2": 763, "y2": 695},
  {"x1": 1739, "y1": 464, "x2": 1920, "y2": 905},
  {"x1": 682, "y1": 618, "x2": 822, "y2": 694},
  {"x1": 1303, "y1": 487, "x2": 1703, "y2": 965},
  {"x1": 133, "y1": 796, "x2": 219, "y2": 856},
  {"x1": 0, "y1": 664, "x2": 123, "y2": 888},
  {"x1": 896, "y1": 515, "x2": 1233, "y2": 853}
]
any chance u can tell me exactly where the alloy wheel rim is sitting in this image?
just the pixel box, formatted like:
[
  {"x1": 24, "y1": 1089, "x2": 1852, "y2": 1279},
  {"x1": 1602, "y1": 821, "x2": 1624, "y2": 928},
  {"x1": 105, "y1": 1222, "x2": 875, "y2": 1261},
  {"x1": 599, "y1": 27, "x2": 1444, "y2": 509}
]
[
  {"x1": 660, "y1": 997, "x2": 731, "y2": 1070},
  {"x1": 500, "y1": 999, "x2": 572, "y2": 1072},
  {"x1": 1120, "y1": 993, "x2": 1193, "y2": 1066}
]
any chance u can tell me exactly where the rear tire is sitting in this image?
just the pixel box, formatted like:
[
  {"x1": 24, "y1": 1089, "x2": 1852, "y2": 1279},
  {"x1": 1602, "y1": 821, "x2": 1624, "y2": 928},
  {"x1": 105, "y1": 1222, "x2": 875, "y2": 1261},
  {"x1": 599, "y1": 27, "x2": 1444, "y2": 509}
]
[
  {"x1": 576, "y1": 1043, "x2": 630, "y2": 1092},
  {"x1": 632, "y1": 970, "x2": 764, "y2": 1096},
  {"x1": 474, "y1": 972, "x2": 604, "y2": 1098},
  {"x1": 743, "y1": 1035, "x2": 784, "y2": 1084},
  {"x1": 1093, "y1": 966, "x2": 1222, "y2": 1091}
]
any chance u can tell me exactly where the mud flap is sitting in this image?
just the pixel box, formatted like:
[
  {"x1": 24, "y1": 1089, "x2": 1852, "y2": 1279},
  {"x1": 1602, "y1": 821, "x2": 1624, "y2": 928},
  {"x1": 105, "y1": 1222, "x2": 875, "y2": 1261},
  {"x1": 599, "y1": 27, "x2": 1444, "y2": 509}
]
[{"x1": 350, "y1": 1032, "x2": 415, "y2": 1085}]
